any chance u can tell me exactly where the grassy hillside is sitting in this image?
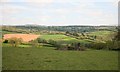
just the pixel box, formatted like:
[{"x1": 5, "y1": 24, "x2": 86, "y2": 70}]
[
  {"x1": 40, "y1": 34, "x2": 69, "y2": 40},
  {"x1": 2, "y1": 26, "x2": 119, "y2": 70},
  {"x1": 2, "y1": 44, "x2": 118, "y2": 70},
  {"x1": 40, "y1": 34, "x2": 92, "y2": 44},
  {"x1": 88, "y1": 31, "x2": 113, "y2": 35}
]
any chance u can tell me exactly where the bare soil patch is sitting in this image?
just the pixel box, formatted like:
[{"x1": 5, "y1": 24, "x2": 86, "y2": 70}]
[{"x1": 3, "y1": 34, "x2": 40, "y2": 42}]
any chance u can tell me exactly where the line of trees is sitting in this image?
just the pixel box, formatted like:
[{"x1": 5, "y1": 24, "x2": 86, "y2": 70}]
[
  {"x1": 16, "y1": 25, "x2": 97, "y2": 33},
  {"x1": 65, "y1": 31, "x2": 97, "y2": 41},
  {"x1": 36, "y1": 38, "x2": 86, "y2": 51}
]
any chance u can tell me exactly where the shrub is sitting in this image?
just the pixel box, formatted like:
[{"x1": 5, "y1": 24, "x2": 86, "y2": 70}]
[
  {"x1": 37, "y1": 38, "x2": 48, "y2": 43},
  {"x1": 48, "y1": 39, "x2": 56, "y2": 45},
  {"x1": 30, "y1": 40, "x2": 39, "y2": 47},
  {"x1": 84, "y1": 43, "x2": 93, "y2": 48},
  {"x1": 66, "y1": 43, "x2": 86, "y2": 51},
  {"x1": 92, "y1": 42, "x2": 106, "y2": 50},
  {"x1": 8, "y1": 37, "x2": 23, "y2": 47},
  {"x1": 106, "y1": 40, "x2": 120, "y2": 50},
  {"x1": 73, "y1": 32, "x2": 79, "y2": 36},
  {"x1": 56, "y1": 44, "x2": 66, "y2": 50},
  {"x1": 3, "y1": 39, "x2": 8, "y2": 43}
]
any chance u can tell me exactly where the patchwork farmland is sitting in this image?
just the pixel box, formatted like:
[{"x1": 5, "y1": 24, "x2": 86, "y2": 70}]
[{"x1": 1, "y1": 25, "x2": 119, "y2": 70}]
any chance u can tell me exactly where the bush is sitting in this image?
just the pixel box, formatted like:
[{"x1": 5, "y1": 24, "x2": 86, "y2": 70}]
[
  {"x1": 3, "y1": 39, "x2": 8, "y2": 43},
  {"x1": 48, "y1": 39, "x2": 56, "y2": 45},
  {"x1": 37, "y1": 38, "x2": 48, "y2": 43},
  {"x1": 106, "y1": 40, "x2": 120, "y2": 50},
  {"x1": 92, "y1": 42, "x2": 106, "y2": 50},
  {"x1": 73, "y1": 32, "x2": 79, "y2": 36},
  {"x1": 8, "y1": 37, "x2": 23, "y2": 47},
  {"x1": 48, "y1": 39, "x2": 62, "y2": 48},
  {"x1": 65, "y1": 43, "x2": 86, "y2": 51},
  {"x1": 84, "y1": 43, "x2": 93, "y2": 48},
  {"x1": 30, "y1": 40, "x2": 39, "y2": 47},
  {"x1": 59, "y1": 44, "x2": 68, "y2": 50}
]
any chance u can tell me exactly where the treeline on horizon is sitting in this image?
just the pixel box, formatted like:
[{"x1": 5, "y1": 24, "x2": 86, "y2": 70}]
[{"x1": 2, "y1": 25, "x2": 118, "y2": 33}]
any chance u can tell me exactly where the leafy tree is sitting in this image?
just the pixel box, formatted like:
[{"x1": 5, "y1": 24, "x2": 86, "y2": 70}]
[
  {"x1": 81, "y1": 33, "x2": 85, "y2": 36},
  {"x1": 48, "y1": 39, "x2": 55, "y2": 45},
  {"x1": 94, "y1": 35, "x2": 97, "y2": 39},
  {"x1": 66, "y1": 31, "x2": 70, "y2": 34},
  {"x1": 106, "y1": 40, "x2": 120, "y2": 50},
  {"x1": 3, "y1": 39, "x2": 8, "y2": 43},
  {"x1": 29, "y1": 39, "x2": 38, "y2": 47},
  {"x1": 8, "y1": 37, "x2": 23, "y2": 47},
  {"x1": 73, "y1": 32, "x2": 79, "y2": 36},
  {"x1": 92, "y1": 43, "x2": 106, "y2": 50},
  {"x1": 37, "y1": 38, "x2": 47, "y2": 43}
]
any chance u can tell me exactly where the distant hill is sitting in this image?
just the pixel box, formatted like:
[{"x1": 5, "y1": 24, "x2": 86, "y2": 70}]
[{"x1": 1, "y1": 25, "x2": 118, "y2": 35}]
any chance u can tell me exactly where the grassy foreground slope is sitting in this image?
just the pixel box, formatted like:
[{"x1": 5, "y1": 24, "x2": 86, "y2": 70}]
[{"x1": 3, "y1": 44, "x2": 118, "y2": 70}]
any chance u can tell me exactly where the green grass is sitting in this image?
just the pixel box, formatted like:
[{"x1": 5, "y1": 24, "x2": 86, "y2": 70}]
[
  {"x1": 41, "y1": 34, "x2": 72, "y2": 40},
  {"x1": 40, "y1": 32, "x2": 114, "y2": 44},
  {"x1": 18, "y1": 45, "x2": 31, "y2": 48},
  {"x1": 88, "y1": 31, "x2": 113, "y2": 36},
  {"x1": 3, "y1": 44, "x2": 118, "y2": 70},
  {"x1": 87, "y1": 30, "x2": 115, "y2": 42},
  {"x1": 41, "y1": 34, "x2": 91, "y2": 44},
  {"x1": 2, "y1": 31, "x2": 16, "y2": 35}
]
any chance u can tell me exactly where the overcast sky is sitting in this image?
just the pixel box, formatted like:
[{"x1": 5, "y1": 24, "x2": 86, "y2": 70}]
[{"x1": 0, "y1": 0, "x2": 119, "y2": 26}]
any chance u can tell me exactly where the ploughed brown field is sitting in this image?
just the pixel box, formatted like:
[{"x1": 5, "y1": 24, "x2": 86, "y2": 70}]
[{"x1": 3, "y1": 34, "x2": 40, "y2": 42}]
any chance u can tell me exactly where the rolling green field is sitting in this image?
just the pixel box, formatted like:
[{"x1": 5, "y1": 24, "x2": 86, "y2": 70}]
[
  {"x1": 40, "y1": 30, "x2": 115, "y2": 44},
  {"x1": 40, "y1": 34, "x2": 91, "y2": 44},
  {"x1": 2, "y1": 29, "x2": 119, "y2": 70},
  {"x1": 2, "y1": 44, "x2": 118, "y2": 70},
  {"x1": 88, "y1": 31, "x2": 114, "y2": 41},
  {"x1": 88, "y1": 31, "x2": 113, "y2": 36},
  {"x1": 40, "y1": 34, "x2": 69, "y2": 40}
]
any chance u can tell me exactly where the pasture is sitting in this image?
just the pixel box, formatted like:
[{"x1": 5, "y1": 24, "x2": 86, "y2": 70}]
[
  {"x1": 2, "y1": 43, "x2": 118, "y2": 70},
  {"x1": 40, "y1": 34, "x2": 91, "y2": 44},
  {"x1": 88, "y1": 31, "x2": 113, "y2": 36},
  {"x1": 2, "y1": 29, "x2": 119, "y2": 70},
  {"x1": 87, "y1": 31, "x2": 114, "y2": 41}
]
